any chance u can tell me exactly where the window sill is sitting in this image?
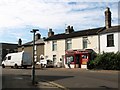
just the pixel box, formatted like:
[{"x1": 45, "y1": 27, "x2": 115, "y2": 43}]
[{"x1": 106, "y1": 45, "x2": 115, "y2": 47}]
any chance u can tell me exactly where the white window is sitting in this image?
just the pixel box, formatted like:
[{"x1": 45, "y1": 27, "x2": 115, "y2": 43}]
[
  {"x1": 83, "y1": 37, "x2": 88, "y2": 49},
  {"x1": 66, "y1": 39, "x2": 72, "y2": 50},
  {"x1": 52, "y1": 41, "x2": 57, "y2": 51},
  {"x1": 107, "y1": 34, "x2": 114, "y2": 47}
]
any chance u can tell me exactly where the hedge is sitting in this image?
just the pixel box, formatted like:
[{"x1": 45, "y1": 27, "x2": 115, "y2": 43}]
[{"x1": 87, "y1": 52, "x2": 120, "y2": 70}]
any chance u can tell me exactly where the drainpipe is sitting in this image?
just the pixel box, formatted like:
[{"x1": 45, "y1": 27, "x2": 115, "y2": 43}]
[
  {"x1": 97, "y1": 27, "x2": 105, "y2": 54},
  {"x1": 98, "y1": 33, "x2": 100, "y2": 53}
]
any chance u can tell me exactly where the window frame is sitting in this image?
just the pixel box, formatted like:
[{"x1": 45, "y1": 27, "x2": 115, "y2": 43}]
[
  {"x1": 66, "y1": 39, "x2": 72, "y2": 50},
  {"x1": 83, "y1": 37, "x2": 88, "y2": 49},
  {"x1": 52, "y1": 41, "x2": 57, "y2": 51},
  {"x1": 107, "y1": 34, "x2": 114, "y2": 47}
]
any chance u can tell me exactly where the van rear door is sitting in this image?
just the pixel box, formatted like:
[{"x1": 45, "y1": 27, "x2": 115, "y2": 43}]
[{"x1": 22, "y1": 52, "x2": 32, "y2": 65}]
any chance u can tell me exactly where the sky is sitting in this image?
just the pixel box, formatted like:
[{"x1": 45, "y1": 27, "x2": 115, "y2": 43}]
[{"x1": 0, "y1": 0, "x2": 119, "y2": 44}]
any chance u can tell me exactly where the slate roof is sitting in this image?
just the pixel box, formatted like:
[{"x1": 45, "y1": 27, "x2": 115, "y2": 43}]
[
  {"x1": 19, "y1": 39, "x2": 44, "y2": 47},
  {"x1": 0, "y1": 43, "x2": 18, "y2": 46},
  {"x1": 45, "y1": 27, "x2": 103, "y2": 41},
  {"x1": 45, "y1": 25, "x2": 120, "y2": 41},
  {"x1": 99, "y1": 25, "x2": 120, "y2": 34}
]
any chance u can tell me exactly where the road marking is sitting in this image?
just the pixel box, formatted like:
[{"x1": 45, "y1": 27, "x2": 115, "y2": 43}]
[
  {"x1": 48, "y1": 81, "x2": 69, "y2": 90},
  {"x1": 13, "y1": 77, "x2": 23, "y2": 80},
  {"x1": 40, "y1": 79, "x2": 69, "y2": 90}
]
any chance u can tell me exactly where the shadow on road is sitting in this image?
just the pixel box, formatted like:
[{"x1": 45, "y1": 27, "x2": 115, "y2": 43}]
[
  {"x1": 2, "y1": 73, "x2": 74, "y2": 90},
  {"x1": 36, "y1": 75, "x2": 74, "y2": 82}
]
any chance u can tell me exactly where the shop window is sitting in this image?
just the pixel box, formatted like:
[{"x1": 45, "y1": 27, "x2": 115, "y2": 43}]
[{"x1": 66, "y1": 56, "x2": 74, "y2": 64}]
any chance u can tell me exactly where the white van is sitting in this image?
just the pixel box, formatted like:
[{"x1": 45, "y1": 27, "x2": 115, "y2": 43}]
[{"x1": 2, "y1": 51, "x2": 32, "y2": 69}]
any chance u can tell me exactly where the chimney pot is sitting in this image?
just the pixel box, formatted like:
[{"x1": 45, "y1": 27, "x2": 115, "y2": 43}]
[
  {"x1": 65, "y1": 25, "x2": 74, "y2": 34},
  {"x1": 48, "y1": 28, "x2": 54, "y2": 37},
  {"x1": 18, "y1": 38, "x2": 22, "y2": 46},
  {"x1": 35, "y1": 33, "x2": 41, "y2": 40}
]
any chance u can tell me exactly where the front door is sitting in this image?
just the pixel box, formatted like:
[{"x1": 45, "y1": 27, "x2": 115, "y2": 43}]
[{"x1": 76, "y1": 54, "x2": 81, "y2": 68}]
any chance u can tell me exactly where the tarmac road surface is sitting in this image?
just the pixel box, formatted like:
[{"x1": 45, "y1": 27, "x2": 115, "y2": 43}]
[{"x1": 1, "y1": 67, "x2": 119, "y2": 90}]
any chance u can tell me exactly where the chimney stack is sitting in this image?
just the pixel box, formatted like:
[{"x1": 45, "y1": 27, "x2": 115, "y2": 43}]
[
  {"x1": 48, "y1": 28, "x2": 54, "y2": 37},
  {"x1": 105, "y1": 7, "x2": 111, "y2": 29},
  {"x1": 65, "y1": 25, "x2": 74, "y2": 34},
  {"x1": 35, "y1": 33, "x2": 41, "y2": 41},
  {"x1": 18, "y1": 38, "x2": 22, "y2": 46}
]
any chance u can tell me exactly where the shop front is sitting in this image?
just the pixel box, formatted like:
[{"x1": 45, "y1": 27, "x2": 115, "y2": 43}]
[{"x1": 65, "y1": 49, "x2": 95, "y2": 69}]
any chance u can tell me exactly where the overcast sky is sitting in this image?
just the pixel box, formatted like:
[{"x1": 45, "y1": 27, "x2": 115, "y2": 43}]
[{"x1": 0, "y1": 0, "x2": 119, "y2": 44}]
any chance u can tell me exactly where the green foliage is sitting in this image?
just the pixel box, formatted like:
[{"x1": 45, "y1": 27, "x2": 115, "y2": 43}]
[
  {"x1": 87, "y1": 60, "x2": 95, "y2": 69},
  {"x1": 87, "y1": 52, "x2": 120, "y2": 70}
]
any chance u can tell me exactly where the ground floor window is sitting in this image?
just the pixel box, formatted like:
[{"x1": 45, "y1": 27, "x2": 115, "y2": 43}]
[{"x1": 66, "y1": 56, "x2": 74, "y2": 64}]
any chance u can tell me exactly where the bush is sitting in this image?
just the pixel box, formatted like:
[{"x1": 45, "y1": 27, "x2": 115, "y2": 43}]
[
  {"x1": 87, "y1": 52, "x2": 120, "y2": 70},
  {"x1": 87, "y1": 60, "x2": 95, "y2": 69}
]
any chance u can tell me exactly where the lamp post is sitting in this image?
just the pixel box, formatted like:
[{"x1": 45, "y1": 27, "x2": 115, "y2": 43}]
[{"x1": 30, "y1": 29, "x2": 39, "y2": 85}]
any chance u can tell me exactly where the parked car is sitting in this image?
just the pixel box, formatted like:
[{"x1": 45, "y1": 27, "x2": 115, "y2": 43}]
[
  {"x1": 46, "y1": 60, "x2": 54, "y2": 68},
  {"x1": 36, "y1": 59, "x2": 54, "y2": 68}
]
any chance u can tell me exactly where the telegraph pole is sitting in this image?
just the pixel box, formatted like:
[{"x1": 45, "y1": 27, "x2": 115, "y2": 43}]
[{"x1": 30, "y1": 29, "x2": 39, "y2": 85}]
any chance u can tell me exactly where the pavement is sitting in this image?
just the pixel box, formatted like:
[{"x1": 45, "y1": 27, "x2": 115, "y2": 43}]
[{"x1": 43, "y1": 68, "x2": 119, "y2": 73}]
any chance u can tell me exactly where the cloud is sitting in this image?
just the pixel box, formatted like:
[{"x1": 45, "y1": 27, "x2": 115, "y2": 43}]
[
  {"x1": 0, "y1": 1, "x2": 118, "y2": 29},
  {"x1": 0, "y1": 0, "x2": 119, "y2": 43}
]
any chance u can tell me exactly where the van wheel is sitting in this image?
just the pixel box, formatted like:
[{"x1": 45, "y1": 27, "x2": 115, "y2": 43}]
[
  {"x1": 24, "y1": 66, "x2": 27, "y2": 69},
  {"x1": 14, "y1": 64, "x2": 18, "y2": 69},
  {"x1": 2, "y1": 64, "x2": 5, "y2": 68}
]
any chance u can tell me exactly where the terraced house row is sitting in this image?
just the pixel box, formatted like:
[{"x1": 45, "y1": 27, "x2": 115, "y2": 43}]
[{"x1": 17, "y1": 7, "x2": 120, "y2": 68}]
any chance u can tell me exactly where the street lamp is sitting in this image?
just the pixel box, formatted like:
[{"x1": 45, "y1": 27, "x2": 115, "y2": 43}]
[{"x1": 30, "y1": 29, "x2": 39, "y2": 85}]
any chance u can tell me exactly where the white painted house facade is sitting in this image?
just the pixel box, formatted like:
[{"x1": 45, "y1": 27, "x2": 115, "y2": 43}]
[
  {"x1": 44, "y1": 7, "x2": 120, "y2": 68},
  {"x1": 99, "y1": 7, "x2": 120, "y2": 53},
  {"x1": 100, "y1": 26, "x2": 120, "y2": 53},
  {"x1": 44, "y1": 26, "x2": 101, "y2": 68}
]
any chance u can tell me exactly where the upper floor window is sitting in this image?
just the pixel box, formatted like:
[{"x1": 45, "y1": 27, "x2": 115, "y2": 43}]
[
  {"x1": 52, "y1": 41, "x2": 57, "y2": 51},
  {"x1": 66, "y1": 39, "x2": 72, "y2": 50},
  {"x1": 83, "y1": 37, "x2": 88, "y2": 49},
  {"x1": 107, "y1": 34, "x2": 114, "y2": 47}
]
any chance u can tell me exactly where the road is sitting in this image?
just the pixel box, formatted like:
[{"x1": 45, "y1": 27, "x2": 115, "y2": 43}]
[{"x1": 2, "y1": 67, "x2": 119, "y2": 90}]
